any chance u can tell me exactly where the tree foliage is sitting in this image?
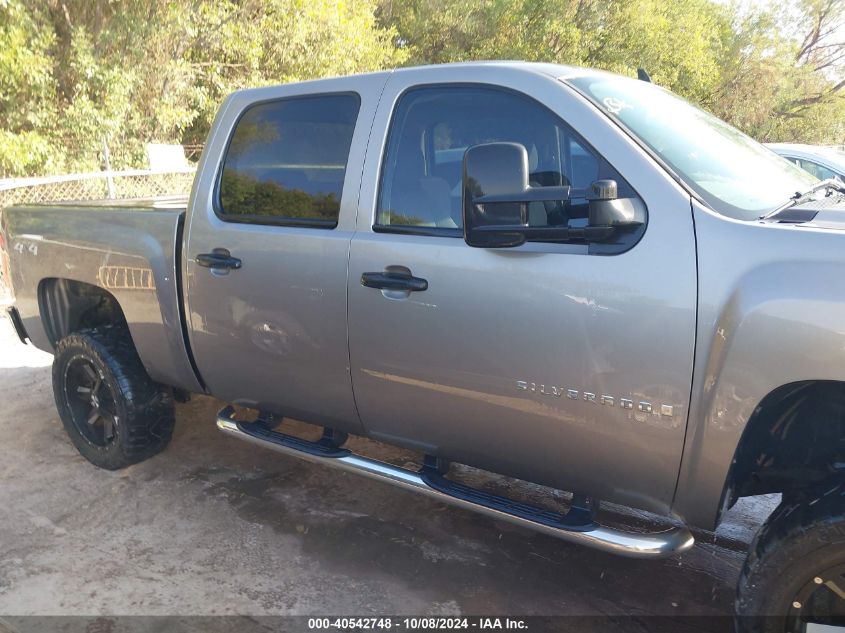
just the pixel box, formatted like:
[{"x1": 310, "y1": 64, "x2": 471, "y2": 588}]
[
  {"x1": 381, "y1": 0, "x2": 845, "y2": 142},
  {"x1": 0, "y1": 0, "x2": 843, "y2": 177},
  {"x1": 220, "y1": 171, "x2": 340, "y2": 220},
  {"x1": 0, "y1": 0, "x2": 406, "y2": 176}
]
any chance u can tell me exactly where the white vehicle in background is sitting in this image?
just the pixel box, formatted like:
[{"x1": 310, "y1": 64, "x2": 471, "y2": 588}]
[{"x1": 767, "y1": 143, "x2": 845, "y2": 182}]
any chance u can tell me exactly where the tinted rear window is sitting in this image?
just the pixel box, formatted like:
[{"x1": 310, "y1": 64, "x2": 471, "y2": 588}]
[{"x1": 218, "y1": 93, "x2": 360, "y2": 226}]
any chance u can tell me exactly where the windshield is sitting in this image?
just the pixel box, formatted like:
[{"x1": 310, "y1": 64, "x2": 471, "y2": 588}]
[{"x1": 568, "y1": 75, "x2": 818, "y2": 220}]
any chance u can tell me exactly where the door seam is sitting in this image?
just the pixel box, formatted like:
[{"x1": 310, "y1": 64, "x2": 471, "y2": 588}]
[{"x1": 345, "y1": 70, "x2": 395, "y2": 432}]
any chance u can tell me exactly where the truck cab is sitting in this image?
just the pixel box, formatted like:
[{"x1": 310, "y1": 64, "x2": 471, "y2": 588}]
[{"x1": 184, "y1": 63, "x2": 696, "y2": 519}]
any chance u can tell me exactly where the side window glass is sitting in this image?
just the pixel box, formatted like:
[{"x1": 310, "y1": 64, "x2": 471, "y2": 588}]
[
  {"x1": 219, "y1": 93, "x2": 360, "y2": 227},
  {"x1": 377, "y1": 86, "x2": 633, "y2": 234},
  {"x1": 567, "y1": 138, "x2": 600, "y2": 189},
  {"x1": 798, "y1": 159, "x2": 837, "y2": 181}
]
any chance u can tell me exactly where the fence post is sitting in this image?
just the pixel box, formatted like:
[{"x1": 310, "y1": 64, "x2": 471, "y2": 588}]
[{"x1": 102, "y1": 138, "x2": 116, "y2": 199}]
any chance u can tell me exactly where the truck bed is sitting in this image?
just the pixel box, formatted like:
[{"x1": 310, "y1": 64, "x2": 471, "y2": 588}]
[
  {"x1": 1, "y1": 195, "x2": 202, "y2": 393},
  {"x1": 33, "y1": 194, "x2": 189, "y2": 212}
]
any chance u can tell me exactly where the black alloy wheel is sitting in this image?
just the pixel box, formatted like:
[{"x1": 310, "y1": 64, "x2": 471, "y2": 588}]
[
  {"x1": 62, "y1": 356, "x2": 120, "y2": 447},
  {"x1": 787, "y1": 562, "x2": 845, "y2": 631}
]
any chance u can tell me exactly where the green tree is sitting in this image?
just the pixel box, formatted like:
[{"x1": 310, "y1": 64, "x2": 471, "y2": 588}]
[
  {"x1": 378, "y1": 0, "x2": 845, "y2": 144},
  {"x1": 0, "y1": 0, "x2": 61, "y2": 175},
  {"x1": 2, "y1": 0, "x2": 844, "y2": 178},
  {"x1": 0, "y1": 0, "x2": 406, "y2": 177},
  {"x1": 378, "y1": 0, "x2": 733, "y2": 100}
]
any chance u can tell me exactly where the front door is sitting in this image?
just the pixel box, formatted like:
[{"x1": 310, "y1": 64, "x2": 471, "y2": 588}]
[{"x1": 347, "y1": 67, "x2": 697, "y2": 514}]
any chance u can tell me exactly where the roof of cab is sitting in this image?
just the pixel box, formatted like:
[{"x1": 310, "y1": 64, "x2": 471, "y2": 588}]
[
  {"x1": 389, "y1": 60, "x2": 611, "y2": 80},
  {"x1": 228, "y1": 61, "x2": 619, "y2": 100}
]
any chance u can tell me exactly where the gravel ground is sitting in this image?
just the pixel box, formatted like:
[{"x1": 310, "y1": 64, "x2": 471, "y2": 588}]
[{"x1": 0, "y1": 313, "x2": 778, "y2": 631}]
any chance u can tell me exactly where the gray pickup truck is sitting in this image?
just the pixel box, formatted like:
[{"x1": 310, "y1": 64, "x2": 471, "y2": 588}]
[{"x1": 2, "y1": 62, "x2": 844, "y2": 629}]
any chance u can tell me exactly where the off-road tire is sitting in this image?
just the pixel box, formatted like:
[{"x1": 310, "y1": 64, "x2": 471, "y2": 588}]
[
  {"x1": 52, "y1": 326, "x2": 175, "y2": 469},
  {"x1": 736, "y1": 484, "x2": 845, "y2": 632}
]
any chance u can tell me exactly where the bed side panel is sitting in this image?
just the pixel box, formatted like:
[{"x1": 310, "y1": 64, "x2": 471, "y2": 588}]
[{"x1": 4, "y1": 205, "x2": 203, "y2": 393}]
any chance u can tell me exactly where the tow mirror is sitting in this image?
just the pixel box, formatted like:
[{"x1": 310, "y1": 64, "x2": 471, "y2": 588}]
[
  {"x1": 462, "y1": 142, "x2": 534, "y2": 248},
  {"x1": 462, "y1": 142, "x2": 644, "y2": 248}
]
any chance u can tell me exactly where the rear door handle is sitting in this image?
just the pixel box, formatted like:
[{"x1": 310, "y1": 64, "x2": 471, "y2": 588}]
[
  {"x1": 361, "y1": 271, "x2": 428, "y2": 292},
  {"x1": 196, "y1": 251, "x2": 242, "y2": 271}
]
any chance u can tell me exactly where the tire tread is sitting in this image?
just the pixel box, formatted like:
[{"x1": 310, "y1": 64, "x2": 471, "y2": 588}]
[
  {"x1": 52, "y1": 325, "x2": 175, "y2": 469},
  {"x1": 736, "y1": 484, "x2": 845, "y2": 631}
]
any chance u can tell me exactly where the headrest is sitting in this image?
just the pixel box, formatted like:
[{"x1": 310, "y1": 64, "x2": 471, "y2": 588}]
[{"x1": 393, "y1": 143, "x2": 426, "y2": 183}]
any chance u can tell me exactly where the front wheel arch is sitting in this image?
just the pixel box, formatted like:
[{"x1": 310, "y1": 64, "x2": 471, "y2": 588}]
[{"x1": 722, "y1": 380, "x2": 845, "y2": 515}]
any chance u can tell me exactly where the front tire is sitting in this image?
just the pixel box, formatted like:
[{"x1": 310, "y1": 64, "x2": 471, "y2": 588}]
[
  {"x1": 52, "y1": 326, "x2": 175, "y2": 470},
  {"x1": 736, "y1": 484, "x2": 845, "y2": 632}
]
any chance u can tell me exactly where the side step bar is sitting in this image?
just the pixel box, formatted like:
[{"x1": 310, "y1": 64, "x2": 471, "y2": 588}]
[{"x1": 216, "y1": 406, "x2": 694, "y2": 559}]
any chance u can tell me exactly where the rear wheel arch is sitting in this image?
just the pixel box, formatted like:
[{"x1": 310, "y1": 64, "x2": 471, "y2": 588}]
[{"x1": 38, "y1": 278, "x2": 129, "y2": 347}]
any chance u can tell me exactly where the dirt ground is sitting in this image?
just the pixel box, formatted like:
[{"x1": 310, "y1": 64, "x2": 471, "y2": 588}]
[{"x1": 0, "y1": 313, "x2": 778, "y2": 630}]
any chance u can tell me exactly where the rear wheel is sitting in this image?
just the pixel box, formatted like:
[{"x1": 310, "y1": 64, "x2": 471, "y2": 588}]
[
  {"x1": 52, "y1": 326, "x2": 175, "y2": 470},
  {"x1": 736, "y1": 484, "x2": 845, "y2": 632}
]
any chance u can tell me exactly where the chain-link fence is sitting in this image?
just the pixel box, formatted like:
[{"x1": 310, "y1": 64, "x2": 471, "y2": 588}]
[{"x1": 0, "y1": 169, "x2": 196, "y2": 209}]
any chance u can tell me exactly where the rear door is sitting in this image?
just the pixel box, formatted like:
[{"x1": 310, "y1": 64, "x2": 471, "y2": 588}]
[
  {"x1": 347, "y1": 66, "x2": 698, "y2": 514},
  {"x1": 184, "y1": 74, "x2": 387, "y2": 432}
]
